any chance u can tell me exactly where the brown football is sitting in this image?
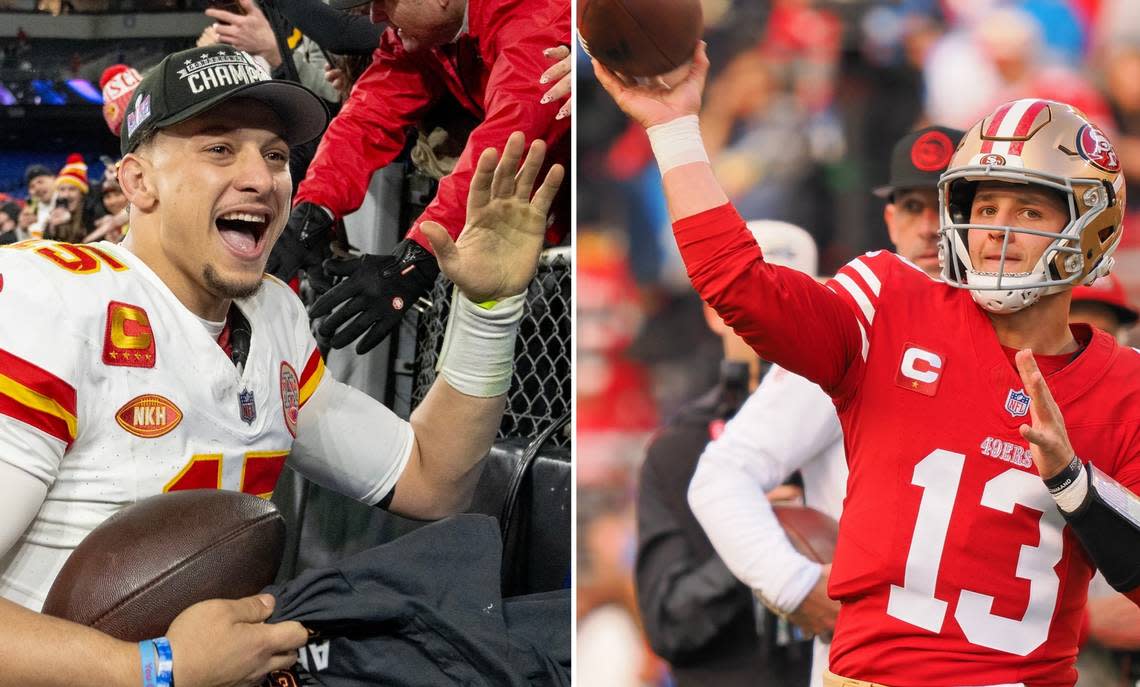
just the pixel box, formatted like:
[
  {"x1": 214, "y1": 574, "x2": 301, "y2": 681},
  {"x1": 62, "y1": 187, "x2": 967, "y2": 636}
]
[
  {"x1": 578, "y1": 0, "x2": 703, "y2": 78},
  {"x1": 772, "y1": 504, "x2": 839, "y2": 564},
  {"x1": 41, "y1": 490, "x2": 285, "y2": 641}
]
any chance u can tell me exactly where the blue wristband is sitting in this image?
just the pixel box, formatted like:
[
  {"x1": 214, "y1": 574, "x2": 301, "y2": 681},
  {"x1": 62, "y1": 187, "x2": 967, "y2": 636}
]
[
  {"x1": 153, "y1": 636, "x2": 174, "y2": 687},
  {"x1": 138, "y1": 640, "x2": 159, "y2": 687}
]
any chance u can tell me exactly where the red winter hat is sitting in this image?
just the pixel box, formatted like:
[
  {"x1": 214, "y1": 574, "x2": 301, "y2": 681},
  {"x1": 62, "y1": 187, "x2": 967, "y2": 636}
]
[
  {"x1": 56, "y1": 153, "x2": 89, "y2": 194},
  {"x1": 1072, "y1": 273, "x2": 1139, "y2": 325},
  {"x1": 100, "y1": 64, "x2": 142, "y2": 136}
]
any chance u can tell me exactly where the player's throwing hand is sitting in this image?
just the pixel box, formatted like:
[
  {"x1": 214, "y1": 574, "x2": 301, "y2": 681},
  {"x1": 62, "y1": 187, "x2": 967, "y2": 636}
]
[
  {"x1": 419, "y1": 131, "x2": 564, "y2": 304},
  {"x1": 1015, "y1": 349, "x2": 1077, "y2": 481},
  {"x1": 591, "y1": 42, "x2": 710, "y2": 129}
]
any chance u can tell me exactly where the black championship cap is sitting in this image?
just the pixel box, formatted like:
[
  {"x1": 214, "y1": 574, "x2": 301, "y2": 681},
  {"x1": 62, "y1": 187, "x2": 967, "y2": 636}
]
[
  {"x1": 120, "y1": 45, "x2": 329, "y2": 156},
  {"x1": 873, "y1": 125, "x2": 966, "y2": 199}
]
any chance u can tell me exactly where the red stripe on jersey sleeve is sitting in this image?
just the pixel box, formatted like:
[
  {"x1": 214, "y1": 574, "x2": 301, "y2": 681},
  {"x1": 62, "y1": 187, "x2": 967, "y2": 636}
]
[
  {"x1": 0, "y1": 393, "x2": 75, "y2": 447},
  {"x1": 673, "y1": 204, "x2": 864, "y2": 393},
  {"x1": 830, "y1": 258, "x2": 883, "y2": 333},
  {"x1": 0, "y1": 348, "x2": 77, "y2": 446},
  {"x1": 300, "y1": 348, "x2": 322, "y2": 386},
  {"x1": 0, "y1": 348, "x2": 77, "y2": 417}
]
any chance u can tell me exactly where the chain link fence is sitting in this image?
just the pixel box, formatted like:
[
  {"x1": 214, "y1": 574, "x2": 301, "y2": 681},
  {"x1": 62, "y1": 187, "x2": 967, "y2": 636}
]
[{"x1": 412, "y1": 247, "x2": 571, "y2": 448}]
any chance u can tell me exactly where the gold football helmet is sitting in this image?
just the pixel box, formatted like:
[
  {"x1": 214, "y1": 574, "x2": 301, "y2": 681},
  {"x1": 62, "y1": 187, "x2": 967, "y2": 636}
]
[{"x1": 938, "y1": 99, "x2": 1126, "y2": 313}]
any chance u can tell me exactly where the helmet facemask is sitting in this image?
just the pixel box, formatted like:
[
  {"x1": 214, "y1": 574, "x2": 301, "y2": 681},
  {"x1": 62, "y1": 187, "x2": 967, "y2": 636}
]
[{"x1": 938, "y1": 167, "x2": 1119, "y2": 314}]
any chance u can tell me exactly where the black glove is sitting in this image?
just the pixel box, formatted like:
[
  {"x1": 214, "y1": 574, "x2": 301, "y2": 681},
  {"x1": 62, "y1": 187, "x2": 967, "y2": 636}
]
[
  {"x1": 308, "y1": 239, "x2": 440, "y2": 354},
  {"x1": 267, "y1": 202, "x2": 334, "y2": 285}
]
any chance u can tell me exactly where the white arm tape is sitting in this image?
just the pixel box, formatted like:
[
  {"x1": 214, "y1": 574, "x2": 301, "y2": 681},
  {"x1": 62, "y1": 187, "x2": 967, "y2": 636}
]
[
  {"x1": 437, "y1": 289, "x2": 525, "y2": 397},
  {"x1": 1053, "y1": 462, "x2": 1089, "y2": 513},
  {"x1": 646, "y1": 114, "x2": 710, "y2": 175}
]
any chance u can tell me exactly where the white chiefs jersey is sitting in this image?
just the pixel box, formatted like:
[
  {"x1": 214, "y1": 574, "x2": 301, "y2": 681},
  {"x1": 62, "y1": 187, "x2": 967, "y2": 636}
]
[{"x1": 0, "y1": 240, "x2": 371, "y2": 610}]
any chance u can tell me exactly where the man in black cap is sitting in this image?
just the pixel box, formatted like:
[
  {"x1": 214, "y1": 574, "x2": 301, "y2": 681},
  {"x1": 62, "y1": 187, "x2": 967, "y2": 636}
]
[
  {"x1": 872, "y1": 125, "x2": 965, "y2": 278},
  {"x1": 23, "y1": 163, "x2": 55, "y2": 237},
  {"x1": 0, "y1": 44, "x2": 562, "y2": 687}
]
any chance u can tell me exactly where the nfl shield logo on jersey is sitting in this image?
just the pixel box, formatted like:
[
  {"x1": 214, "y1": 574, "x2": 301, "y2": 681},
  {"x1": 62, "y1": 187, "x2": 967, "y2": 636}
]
[
  {"x1": 1004, "y1": 389, "x2": 1031, "y2": 417},
  {"x1": 238, "y1": 388, "x2": 257, "y2": 425}
]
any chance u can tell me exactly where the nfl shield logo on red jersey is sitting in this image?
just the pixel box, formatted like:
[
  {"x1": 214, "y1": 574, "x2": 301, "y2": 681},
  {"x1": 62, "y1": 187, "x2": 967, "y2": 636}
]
[
  {"x1": 1005, "y1": 389, "x2": 1031, "y2": 417},
  {"x1": 238, "y1": 388, "x2": 257, "y2": 425}
]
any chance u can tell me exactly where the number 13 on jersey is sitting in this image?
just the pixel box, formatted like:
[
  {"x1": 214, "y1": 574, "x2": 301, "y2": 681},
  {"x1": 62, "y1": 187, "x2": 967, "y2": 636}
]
[{"x1": 886, "y1": 449, "x2": 1065, "y2": 656}]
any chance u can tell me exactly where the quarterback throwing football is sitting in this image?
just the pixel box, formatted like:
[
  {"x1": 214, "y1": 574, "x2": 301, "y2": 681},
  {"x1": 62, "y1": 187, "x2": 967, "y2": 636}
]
[
  {"x1": 0, "y1": 45, "x2": 561, "y2": 687},
  {"x1": 597, "y1": 43, "x2": 1140, "y2": 687}
]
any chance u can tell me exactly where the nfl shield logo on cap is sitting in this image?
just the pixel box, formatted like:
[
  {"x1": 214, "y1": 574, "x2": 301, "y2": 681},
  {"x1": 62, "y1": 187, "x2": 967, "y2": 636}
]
[{"x1": 1004, "y1": 389, "x2": 1031, "y2": 418}]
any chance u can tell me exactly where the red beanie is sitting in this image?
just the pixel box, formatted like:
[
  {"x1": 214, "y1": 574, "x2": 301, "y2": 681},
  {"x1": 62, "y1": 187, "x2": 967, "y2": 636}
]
[
  {"x1": 56, "y1": 153, "x2": 89, "y2": 194},
  {"x1": 100, "y1": 64, "x2": 142, "y2": 136}
]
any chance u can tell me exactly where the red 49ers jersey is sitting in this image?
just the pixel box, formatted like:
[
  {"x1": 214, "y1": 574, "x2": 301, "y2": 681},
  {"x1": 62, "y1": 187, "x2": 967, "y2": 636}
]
[
  {"x1": 0, "y1": 240, "x2": 327, "y2": 610},
  {"x1": 675, "y1": 204, "x2": 1140, "y2": 687}
]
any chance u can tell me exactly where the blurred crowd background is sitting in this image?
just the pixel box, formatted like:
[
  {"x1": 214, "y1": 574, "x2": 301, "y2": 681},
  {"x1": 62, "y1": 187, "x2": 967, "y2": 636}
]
[
  {"x1": 0, "y1": 0, "x2": 376, "y2": 245},
  {"x1": 576, "y1": 0, "x2": 1140, "y2": 684}
]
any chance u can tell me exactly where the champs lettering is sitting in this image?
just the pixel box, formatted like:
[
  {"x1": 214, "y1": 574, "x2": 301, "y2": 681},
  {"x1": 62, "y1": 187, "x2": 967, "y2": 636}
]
[{"x1": 177, "y1": 51, "x2": 269, "y2": 95}]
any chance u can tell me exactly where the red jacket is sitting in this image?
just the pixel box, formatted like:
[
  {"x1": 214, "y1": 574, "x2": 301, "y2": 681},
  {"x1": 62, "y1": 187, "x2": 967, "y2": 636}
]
[{"x1": 294, "y1": 0, "x2": 570, "y2": 247}]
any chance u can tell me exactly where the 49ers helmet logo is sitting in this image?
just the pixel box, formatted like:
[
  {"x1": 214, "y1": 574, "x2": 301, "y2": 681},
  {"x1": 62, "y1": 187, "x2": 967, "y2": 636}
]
[
  {"x1": 980, "y1": 153, "x2": 1006, "y2": 167},
  {"x1": 1076, "y1": 124, "x2": 1120, "y2": 172}
]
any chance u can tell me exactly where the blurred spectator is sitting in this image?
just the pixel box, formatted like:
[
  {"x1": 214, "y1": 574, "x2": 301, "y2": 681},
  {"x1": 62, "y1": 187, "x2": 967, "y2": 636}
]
[
  {"x1": 926, "y1": 5, "x2": 1111, "y2": 129},
  {"x1": 85, "y1": 166, "x2": 128, "y2": 243},
  {"x1": 1069, "y1": 273, "x2": 1138, "y2": 344},
  {"x1": 16, "y1": 203, "x2": 36, "y2": 239},
  {"x1": 636, "y1": 220, "x2": 818, "y2": 687},
  {"x1": 700, "y1": 48, "x2": 843, "y2": 259},
  {"x1": 44, "y1": 154, "x2": 91, "y2": 244},
  {"x1": 0, "y1": 201, "x2": 21, "y2": 245},
  {"x1": 23, "y1": 163, "x2": 54, "y2": 238}
]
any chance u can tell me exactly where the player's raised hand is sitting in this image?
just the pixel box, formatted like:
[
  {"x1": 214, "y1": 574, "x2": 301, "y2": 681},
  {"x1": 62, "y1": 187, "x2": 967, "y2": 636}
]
[
  {"x1": 1015, "y1": 349, "x2": 1077, "y2": 480},
  {"x1": 419, "y1": 132, "x2": 564, "y2": 304},
  {"x1": 591, "y1": 41, "x2": 709, "y2": 129}
]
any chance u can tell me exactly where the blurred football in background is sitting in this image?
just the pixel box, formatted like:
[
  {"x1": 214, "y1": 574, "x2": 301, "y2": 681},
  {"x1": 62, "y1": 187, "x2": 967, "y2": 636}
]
[
  {"x1": 578, "y1": 0, "x2": 703, "y2": 78},
  {"x1": 42, "y1": 490, "x2": 285, "y2": 641},
  {"x1": 772, "y1": 503, "x2": 839, "y2": 564}
]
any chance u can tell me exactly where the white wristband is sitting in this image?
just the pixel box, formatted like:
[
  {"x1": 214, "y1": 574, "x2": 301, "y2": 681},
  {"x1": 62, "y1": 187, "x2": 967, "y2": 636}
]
[
  {"x1": 1052, "y1": 462, "x2": 1089, "y2": 513},
  {"x1": 437, "y1": 289, "x2": 525, "y2": 397},
  {"x1": 646, "y1": 114, "x2": 709, "y2": 175}
]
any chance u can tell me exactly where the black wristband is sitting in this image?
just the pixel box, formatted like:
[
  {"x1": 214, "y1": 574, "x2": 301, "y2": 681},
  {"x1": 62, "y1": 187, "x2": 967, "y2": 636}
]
[{"x1": 1043, "y1": 455, "x2": 1083, "y2": 495}]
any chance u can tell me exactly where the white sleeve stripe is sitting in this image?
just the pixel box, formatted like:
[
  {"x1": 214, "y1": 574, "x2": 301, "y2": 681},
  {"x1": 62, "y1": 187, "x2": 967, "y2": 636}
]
[
  {"x1": 849, "y1": 257, "x2": 882, "y2": 297},
  {"x1": 834, "y1": 272, "x2": 876, "y2": 326},
  {"x1": 857, "y1": 320, "x2": 869, "y2": 362}
]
